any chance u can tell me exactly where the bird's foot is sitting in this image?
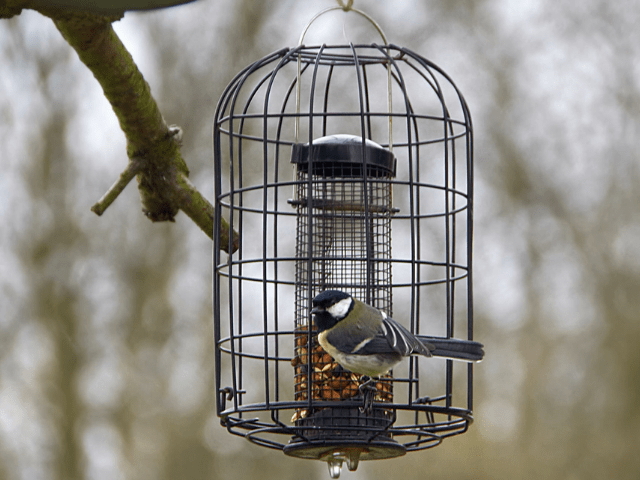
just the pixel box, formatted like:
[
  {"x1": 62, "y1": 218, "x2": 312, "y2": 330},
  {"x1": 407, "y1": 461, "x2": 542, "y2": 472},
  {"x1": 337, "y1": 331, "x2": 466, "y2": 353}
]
[{"x1": 359, "y1": 376, "x2": 377, "y2": 414}]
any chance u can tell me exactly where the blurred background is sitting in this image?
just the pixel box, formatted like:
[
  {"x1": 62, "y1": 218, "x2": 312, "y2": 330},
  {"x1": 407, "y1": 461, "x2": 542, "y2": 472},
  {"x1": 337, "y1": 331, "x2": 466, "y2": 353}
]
[{"x1": 1, "y1": 0, "x2": 639, "y2": 479}]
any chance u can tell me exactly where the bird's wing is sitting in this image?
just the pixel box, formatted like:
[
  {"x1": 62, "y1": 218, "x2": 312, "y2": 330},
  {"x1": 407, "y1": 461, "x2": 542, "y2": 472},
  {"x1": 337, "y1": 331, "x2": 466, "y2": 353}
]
[
  {"x1": 381, "y1": 317, "x2": 433, "y2": 357},
  {"x1": 349, "y1": 316, "x2": 433, "y2": 357}
]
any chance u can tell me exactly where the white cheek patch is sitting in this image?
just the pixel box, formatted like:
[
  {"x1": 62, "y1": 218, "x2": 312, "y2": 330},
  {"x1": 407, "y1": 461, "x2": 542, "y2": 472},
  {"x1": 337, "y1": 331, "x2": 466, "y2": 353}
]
[{"x1": 327, "y1": 298, "x2": 352, "y2": 319}]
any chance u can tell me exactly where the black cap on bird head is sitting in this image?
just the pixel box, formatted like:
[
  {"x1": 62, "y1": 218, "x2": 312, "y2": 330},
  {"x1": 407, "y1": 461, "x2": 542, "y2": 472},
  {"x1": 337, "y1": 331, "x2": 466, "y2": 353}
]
[{"x1": 311, "y1": 290, "x2": 351, "y2": 309}]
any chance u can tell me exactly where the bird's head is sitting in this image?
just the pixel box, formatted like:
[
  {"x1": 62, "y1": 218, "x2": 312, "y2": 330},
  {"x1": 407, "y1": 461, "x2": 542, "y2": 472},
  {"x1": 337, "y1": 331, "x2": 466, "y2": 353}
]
[{"x1": 311, "y1": 290, "x2": 354, "y2": 332}]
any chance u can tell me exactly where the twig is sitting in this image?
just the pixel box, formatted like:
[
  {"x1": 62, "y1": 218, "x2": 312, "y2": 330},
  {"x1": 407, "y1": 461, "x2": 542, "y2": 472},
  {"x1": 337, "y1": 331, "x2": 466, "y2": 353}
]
[{"x1": 91, "y1": 157, "x2": 142, "y2": 216}]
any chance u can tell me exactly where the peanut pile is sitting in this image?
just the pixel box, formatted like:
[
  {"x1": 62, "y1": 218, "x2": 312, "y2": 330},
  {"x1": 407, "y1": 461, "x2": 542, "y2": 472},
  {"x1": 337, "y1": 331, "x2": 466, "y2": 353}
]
[{"x1": 291, "y1": 327, "x2": 393, "y2": 422}]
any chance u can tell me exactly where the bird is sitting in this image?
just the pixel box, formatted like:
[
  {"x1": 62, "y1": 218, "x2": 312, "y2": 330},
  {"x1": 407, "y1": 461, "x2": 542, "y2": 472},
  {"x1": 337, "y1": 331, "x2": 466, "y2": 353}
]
[{"x1": 311, "y1": 289, "x2": 484, "y2": 378}]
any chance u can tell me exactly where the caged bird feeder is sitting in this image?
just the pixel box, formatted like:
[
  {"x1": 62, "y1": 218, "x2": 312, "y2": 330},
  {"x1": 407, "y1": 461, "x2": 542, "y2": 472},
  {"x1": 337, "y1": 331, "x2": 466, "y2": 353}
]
[{"x1": 213, "y1": 4, "x2": 482, "y2": 478}]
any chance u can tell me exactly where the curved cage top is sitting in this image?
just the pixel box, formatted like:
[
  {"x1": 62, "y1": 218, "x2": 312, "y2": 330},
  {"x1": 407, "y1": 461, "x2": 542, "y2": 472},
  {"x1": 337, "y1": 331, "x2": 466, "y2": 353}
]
[{"x1": 213, "y1": 43, "x2": 474, "y2": 457}]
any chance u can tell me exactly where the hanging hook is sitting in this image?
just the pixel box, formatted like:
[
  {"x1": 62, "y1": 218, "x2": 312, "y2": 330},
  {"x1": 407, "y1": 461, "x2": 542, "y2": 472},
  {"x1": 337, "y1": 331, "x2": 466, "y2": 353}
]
[
  {"x1": 295, "y1": 5, "x2": 392, "y2": 148},
  {"x1": 298, "y1": 5, "x2": 388, "y2": 46},
  {"x1": 336, "y1": 0, "x2": 354, "y2": 11}
]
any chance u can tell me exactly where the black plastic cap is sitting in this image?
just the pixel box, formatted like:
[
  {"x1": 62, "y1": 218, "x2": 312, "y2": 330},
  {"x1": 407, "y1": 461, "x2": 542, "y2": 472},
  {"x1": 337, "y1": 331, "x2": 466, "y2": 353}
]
[{"x1": 291, "y1": 134, "x2": 396, "y2": 178}]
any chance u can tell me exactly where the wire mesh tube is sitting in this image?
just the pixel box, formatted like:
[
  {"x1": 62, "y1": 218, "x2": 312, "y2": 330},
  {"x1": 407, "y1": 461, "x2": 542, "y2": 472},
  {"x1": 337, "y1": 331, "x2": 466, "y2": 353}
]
[{"x1": 285, "y1": 134, "x2": 404, "y2": 459}]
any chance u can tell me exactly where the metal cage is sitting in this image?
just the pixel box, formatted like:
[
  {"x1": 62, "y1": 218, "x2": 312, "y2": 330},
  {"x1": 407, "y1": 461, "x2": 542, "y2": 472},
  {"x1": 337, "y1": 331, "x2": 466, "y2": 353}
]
[{"x1": 213, "y1": 40, "x2": 474, "y2": 474}]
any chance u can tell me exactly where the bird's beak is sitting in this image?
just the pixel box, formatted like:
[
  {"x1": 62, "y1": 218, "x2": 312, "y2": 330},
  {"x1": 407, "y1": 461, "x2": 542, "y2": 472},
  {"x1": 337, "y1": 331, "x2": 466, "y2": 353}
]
[{"x1": 310, "y1": 306, "x2": 321, "y2": 315}]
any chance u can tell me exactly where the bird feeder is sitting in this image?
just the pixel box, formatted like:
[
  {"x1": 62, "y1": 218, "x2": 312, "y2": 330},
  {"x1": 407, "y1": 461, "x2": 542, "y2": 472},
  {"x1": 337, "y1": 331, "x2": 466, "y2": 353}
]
[{"x1": 213, "y1": 5, "x2": 478, "y2": 478}]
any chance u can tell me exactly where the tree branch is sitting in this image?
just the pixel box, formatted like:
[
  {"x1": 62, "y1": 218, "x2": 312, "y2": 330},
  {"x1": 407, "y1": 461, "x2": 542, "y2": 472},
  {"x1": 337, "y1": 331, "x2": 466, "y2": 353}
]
[
  {"x1": 176, "y1": 173, "x2": 238, "y2": 252},
  {"x1": 5, "y1": 5, "x2": 238, "y2": 253}
]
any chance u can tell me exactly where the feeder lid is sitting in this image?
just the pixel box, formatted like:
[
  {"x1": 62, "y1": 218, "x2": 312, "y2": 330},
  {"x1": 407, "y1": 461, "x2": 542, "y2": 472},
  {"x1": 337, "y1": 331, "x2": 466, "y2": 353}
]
[{"x1": 291, "y1": 134, "x2": 396, "y2": 178}]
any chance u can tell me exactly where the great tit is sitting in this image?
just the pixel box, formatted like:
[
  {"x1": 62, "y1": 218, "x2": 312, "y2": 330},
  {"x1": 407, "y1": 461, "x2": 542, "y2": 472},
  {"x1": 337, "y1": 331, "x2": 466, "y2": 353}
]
[{"x1": 311, "y1": 289, "x2": 484, "y2": 377}]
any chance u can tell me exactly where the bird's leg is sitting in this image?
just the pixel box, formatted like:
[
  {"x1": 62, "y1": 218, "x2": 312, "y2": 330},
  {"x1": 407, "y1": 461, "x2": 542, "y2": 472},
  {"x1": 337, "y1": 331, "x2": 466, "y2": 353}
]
[{"x1": 359, "y1": 376, "x2": 377, "y2": 414}]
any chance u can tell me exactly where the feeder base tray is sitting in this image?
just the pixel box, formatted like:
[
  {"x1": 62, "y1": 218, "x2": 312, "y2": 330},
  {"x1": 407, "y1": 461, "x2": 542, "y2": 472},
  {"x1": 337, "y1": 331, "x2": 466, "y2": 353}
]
[{"x1": 283, "y1": 439, "x2": 406, "y2": 461}]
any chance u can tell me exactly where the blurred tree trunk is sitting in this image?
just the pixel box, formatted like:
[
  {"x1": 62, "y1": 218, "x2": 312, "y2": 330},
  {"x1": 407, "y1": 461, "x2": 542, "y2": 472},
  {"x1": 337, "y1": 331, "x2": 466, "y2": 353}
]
[{"x1": 24, "y1": 110, "x2": 84, "y2": 479}]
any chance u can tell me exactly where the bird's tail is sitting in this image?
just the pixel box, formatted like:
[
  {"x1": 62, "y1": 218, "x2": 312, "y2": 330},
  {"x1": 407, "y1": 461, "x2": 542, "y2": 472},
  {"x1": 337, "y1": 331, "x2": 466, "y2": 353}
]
[{"x1": 417, "y1": 336, "x2": 484, "y2": 362}]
